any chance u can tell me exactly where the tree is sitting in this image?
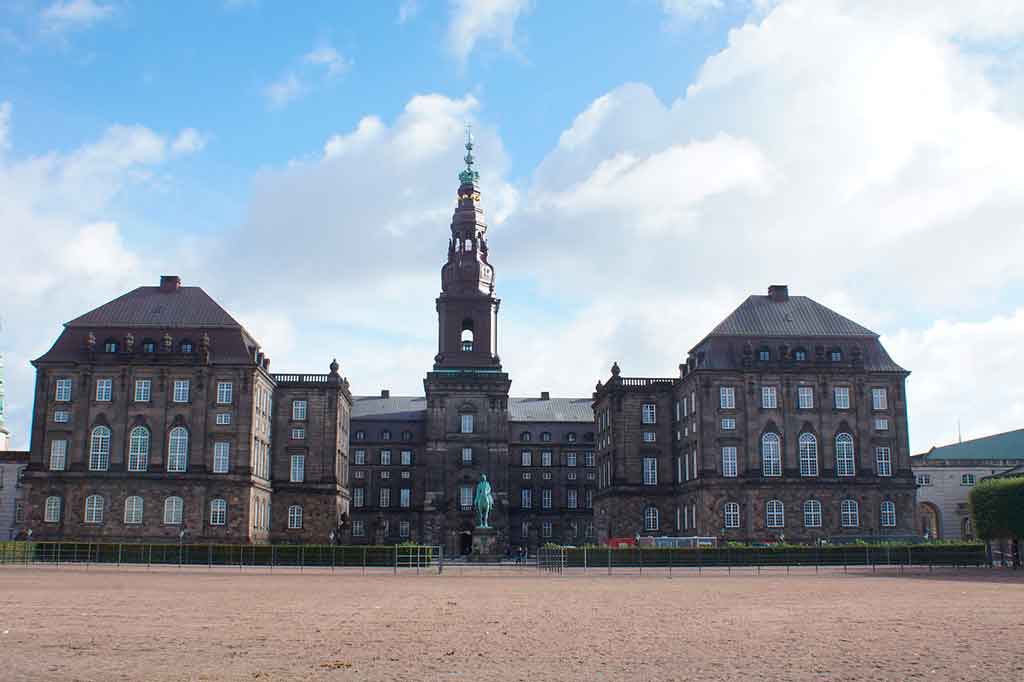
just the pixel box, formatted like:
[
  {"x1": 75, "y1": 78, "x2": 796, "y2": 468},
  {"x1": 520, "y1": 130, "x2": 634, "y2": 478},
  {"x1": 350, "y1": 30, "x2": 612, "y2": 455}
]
[{"x1": 969, "y1": 477, "x2": 1024, "y2": 567}]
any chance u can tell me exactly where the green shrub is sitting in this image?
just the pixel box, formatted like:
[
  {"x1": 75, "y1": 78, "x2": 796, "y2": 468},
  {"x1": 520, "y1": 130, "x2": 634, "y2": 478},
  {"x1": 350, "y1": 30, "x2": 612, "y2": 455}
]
[{"x1": 970, "y1": 477, "x2": 1024, "y2": 540}]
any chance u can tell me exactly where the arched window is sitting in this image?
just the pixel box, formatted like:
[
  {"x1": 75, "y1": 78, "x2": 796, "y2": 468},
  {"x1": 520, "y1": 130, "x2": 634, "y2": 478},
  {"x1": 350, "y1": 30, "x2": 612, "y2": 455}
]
[
  {"x1": 841, "y1": 499, "x2": 859, "y2": 527},
  {"x1": 168, "y1": 426, "x2": 188, "y2": 472},
  {"x1": 798, "y1": 433, "x2": 818, "y2": 477},
  {"x1": 521, "y1": 431, "x2": 532, "y2": 442},
  {"x1": 766, "y1": 499, "x2": 784, "y2": 528},
  {"x1": 723, "y1": 502, "x2": 740, "y2": 529},
  {"x1": 762, "y1": 433, "x2": 781, "y2": 477},
  {"x1": 89, "y1": 426, "x2": 111, "y2": 471},
  {"x1": 803, "y1": 500, "x2": 822, "y2": 528},
  {"x1": 288, "y1": 505, "x2": 303, "y2": 529},
  {"x1": 643, "y1": 506, "x2": 659, "y2": 531},
  {"x1": 84, "y1": 494, "x2": 104, "y2": 524},
  {"x1": 44, "y1": 496, "x2": 62, "y2": 523},
  {"x1": 124, "y1": 496, "x2": 144, "y2": 525},
  {"x1": 209, "y1": 498, "x2": 227, "y2": 526},
  {"x1": 881, "y1": 501, "x2": 897, "y2": 528},
  {"x1": 128, "y1": 426, "x2": 150, "y2": 472},
  {"x1": 836, "y1": 433, "x2": 855, "y2": 477},
  {"x1": 461, "y1": 319, "x2": 474, "y2": 352},
  {"x1": 164, "y1": 496, "x2": 183, "y2": 525}
]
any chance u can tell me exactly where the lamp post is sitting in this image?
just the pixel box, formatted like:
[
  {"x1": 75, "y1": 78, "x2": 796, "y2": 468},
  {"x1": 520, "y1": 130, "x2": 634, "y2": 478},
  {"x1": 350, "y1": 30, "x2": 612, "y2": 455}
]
[{"x1": 178, "y1": 529, "x2": 187, "y2": 568}]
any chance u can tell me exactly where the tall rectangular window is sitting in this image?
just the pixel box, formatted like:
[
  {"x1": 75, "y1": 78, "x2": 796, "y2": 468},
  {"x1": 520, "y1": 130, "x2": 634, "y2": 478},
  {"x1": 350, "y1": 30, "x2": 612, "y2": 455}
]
[
  {"x1": 399, "y1": 520, "x2": 410, "y2": 538},
  {"x1": 642, "y1": 404, "x2": 656, "y2": 424},
  {"x1": 720, "y1": 386, "x2": 735, "y2": 409},
  {"x1": 460, "y1": 414, "x2": 474, "y2": 433},
  {"x1": 542, "y1": 488, "x2": 552, "y2": 509},
  {"x1": 352, "y1": 488, "x2": 364, "y2": 508},
  {"x1": 542, "y1": 521, "x2": 553, "y2": 538},
  {"x1": 49, "y1": 440, "x2": 67, "y2": 471},
  {"x1": 379, "y1": 488, "x2": 391, "y2": 507},
  {"x1": 354, "y1": 449, "x2": 366, "y2": 465},
  {"x1": 134, "y1": 379, "x2": 151, "y2": 403},
  {"x1": 583, "y1": 451, "x2": 594, "y2": 467},
  {"x1": 567, "y1": 489, "x2": 577, "y2": 509},
  {"x1": 642, "y1": 457, "x2": 657, "y2": 485},
  {"x1": 461, "y1": 447, "x2": 472, "y2": 465},
  {"x1": 55, "y1": 379, "x2": 72, "y2": 402},
  {"x1": 722, "y1": 447, "x2": 737, "y2": 478},
  {"x1": 173, "y1": 380, "x2": 190, "y2": 403},
  {"x1": 401, "y1": 450, "x2": 412, "y2": 466},
  {"x1": 400, "y1": 488, "x2": 411, "y2": 508},
  {"x1": 872, "y1": 388, "x2": 888, "y2": 410},
  {"x1": 834, "y1": 386, "x2": 850, "y2": 409},
  {"x1": 290, "y1": 455, "x2": 305, "y2": 482},
  {"x1": 520, "y1": 488, "x2": 532, "y2": 509},
  {"x1": 216, "y1": 382, "x2": 233, "y2": 404},
  {"x1": 352, "y1": 520, "x2": 365, "y2": 536},
  {"x1": 213, "y1": 442, "x2": 230, "y2": 473},
  {"x1": 460, "y1": 485, "x2": 473, "y2": 510},
  {"x1": 798, "y1": 386, "x2": 814, "y2": 409},
  {"x1": 292, "y1": 400, "x2": 307, "y2": 421},
  {"x1": 520, "y1": 450, "x2": 532, "y2": 467},
  {"x1": 541, "y1": 450, "x2": 552, "y2": 467},
  {"x1": 761, "y1": 386, "x2": 777, "y2": 409},
  {"x1": 876, "y1": 447, "x2": 892, "y2": 477},
  {"x1": 380, "y1": 449, "x2": 392, "y2": 465},
  {"x1": 566, "y1": 452, "x2": 577, "y2": 467},
  {"x1": 95, "y1": 378, "x2": 112, "y2": 402}
]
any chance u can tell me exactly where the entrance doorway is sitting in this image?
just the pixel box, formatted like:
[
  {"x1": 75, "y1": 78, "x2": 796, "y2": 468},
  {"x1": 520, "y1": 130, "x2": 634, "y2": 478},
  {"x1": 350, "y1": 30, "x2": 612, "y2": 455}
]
[{"x1": 459, "y1": 531, "x2": 472, "y2": 555}]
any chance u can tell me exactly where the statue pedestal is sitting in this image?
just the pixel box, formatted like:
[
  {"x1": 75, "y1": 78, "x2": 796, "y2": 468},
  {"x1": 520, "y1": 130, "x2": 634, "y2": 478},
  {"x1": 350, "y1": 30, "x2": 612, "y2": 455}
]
[{"x1": 468, "y1": 527, "x2": 502, "y2": 563}]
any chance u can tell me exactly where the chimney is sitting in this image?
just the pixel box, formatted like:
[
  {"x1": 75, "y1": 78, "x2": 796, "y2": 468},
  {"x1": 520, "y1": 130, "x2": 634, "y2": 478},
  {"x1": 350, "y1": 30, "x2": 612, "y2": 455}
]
[
  {"x1": 541, "y1": 391, "x2": 550, "y2": 400},
  {"x1": 262, "y1": 357, "x2": 270, "y2": 371},
  {"x1": 768, "y1": 284, "x2": 789, "y2": 302},
  {"x1": 381, "y1": 389, "x2": 390, "y2": 399},
  {"x1": 159, "y1": 275, "x2": 181, "y2": 292}
]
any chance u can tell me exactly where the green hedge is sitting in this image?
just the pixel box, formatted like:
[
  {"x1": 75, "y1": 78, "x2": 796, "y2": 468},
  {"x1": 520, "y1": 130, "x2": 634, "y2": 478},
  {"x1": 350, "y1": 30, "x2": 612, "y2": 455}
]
[{"x1": 970, "y1": 477, "x2": 1024, "y2": 540}]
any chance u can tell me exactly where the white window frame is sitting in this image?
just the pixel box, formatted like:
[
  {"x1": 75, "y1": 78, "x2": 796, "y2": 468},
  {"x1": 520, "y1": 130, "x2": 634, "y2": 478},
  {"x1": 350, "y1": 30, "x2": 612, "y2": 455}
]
[
  {"x1": 460, "y1": 414, "x2": 474, "y2": 434},
  {"x1": 167, "y1": 427, "x2": 188, "y2": 472},
  {"x1": 541, "y1": 450, "x2": 552, "y2": 467},
  {"x1": 961, "y1": 473, "x2": 976, "y2": 486},
  {"x1": 128, "y1": 426, "x2": 149, "y2": 472},
  {"x1": 134, "y1": 379, "x2": 151, "y2": 403},
  {"x1": 834, "y1": 386, "x2": 850, "y2": 410},
  {"x1": 542, "y1": 488, "x2": 552, "y2": 509},
  {"x1": 722, "y1": 447, "x2": 737, "y2": 478},
  {"x1": 352, "y1": 488, "x2": 365, "y2": 508},
  {"x1": 642, "y1": 457, "x2": 657, "y2": 485},
  {"x1": 216, "y1": 412, "x2": 231, "y2": 425},
  {"x1": 164, "y1": 496, "x2": 183, "y2": 525},
  {"x1": 213, "y1": 442, "x2": 230, "y2": 474},
  {"x1": 567, "y1": 489, "x2": 577, "y2": 509},
  {"x1": 762, "y1": 433, "x2": 781, "y2": 477},
  {"x1": 54, "y1": 410, "x2": 70, "y2": 423},
  {"x1": 49, "y1": 440, "x2": 68, "y2": 471},
  {"x1": 289, "y1": 454, "x2": 304, "y2": 482},
  {"x1": 216, "y1": 382, "x2": 233, "y2": 405},
  {"x1": 380, "y1": 449, "x2": 392, "y2": 466},
  {"x1": 401, "y1": 450, "x2": 412, "y2": 466},
  {"x1": 642, "y1": 403, "x2": 656, "y2": 425},
  {"x1": 720, "y1": 386, "x2": 735, "y2": 409},
  {"x1": 721, "y1": 417, "x2": 736, "y2": 431},
  {"x1": 875, "y1": 447, "x2": 891, "y2": 477},
  {"x1": 95, "y1": 378, "x2": 113, "y2": 402},
  {"x1": 55, "y1": 378, "x2": 73, "y2": 402},
  {"x1": 399, "y1": 520, "x2": 410, "y2": 538},
  {"x1": 89, "y1": 426, "x2": 111, "y2": 471},
  {"x1": 288, "y1": 505, "x2": 303, "y2": 530},
  {"x1": 642, "y1": 431, "x2": 656, "y2": 443},
  {"x1": 124, "y1": 496, "x2": 144, "y2": 525},
  {"x1": 798, "y1": 433, "x2": 818, "y2": 477},
  {"x1": 354, "y1": 449, "x2": 366, "y2": 465},
  {"x1": 173, "y1": 380, "x2": 190, "y2": 403},
  {"x1": 461, "y1": 447, "x2": 472, "y2": 465},
  {"x1": 872, "y1": 388, "x2": 888, "y2": 411},
  {"x1": 459, "y1": 485, "x2": 472, "y2": 510},
  {"x1": 379, "y1": 488, "x2": 391, "y2": 508},
  {"x1": 803, "y1": 500, "x2": 822, "y2": 528},
  {"x1": 644, "y1": 506, "x2": 659, "y2": 531},
  {"x1": 45, "y1": 496, "x2": 62, "y2": 523},
  {"x1": 542, "y1": 520, "x2": 553, "y2": 538},
  {"x1": 209, "y1": 499, "x2": 227, "y2": 526},
  {"x1": 766, "y1": 500, "x2": 784, "y2": 528},
  {"x1": 880, "y1": 501, "x2": 896, "y2": 527},
  {"x1": 836, "y1": 433, "x2": 855, "y2": 477},
  {"x1": 520, "y1": 450, "x2": 532, "y2": 467},
  {"x1": 797, "y1": 386, "x2": 814, "y2": 409},
  {"x1": 290, "y1": 427, "x2": 305, "y2": 440},
  {"x1": 352, "y1": 520, "x2": 365, "y2": 537},
  {"x1": 84, "y1": 494, "x2": 104, "y2": 524},
  {"x1": 841, "y1": 499, "x2": 859, "y2": 528},
  {"x1": 583, "y1": 451, "x2": 594, "y2": 467},
  {"x1": 761, "y1": 386, "x2": 777, "y2": 409},
  {"x1": 724, "y1": 502, "x2": 740, "y2": 529},
  {"x1": 292, "y1": 400, "x2": 307, "y2": 421},
  {"x1": 400, "y1": 488, "x2": 411, "y2": 508},
  {"x1": 520, "y1": 488, "x2": 532, "y2": 509},
  {"x1": 566, "y1": 452, "x2": 577, "y2": 467}
]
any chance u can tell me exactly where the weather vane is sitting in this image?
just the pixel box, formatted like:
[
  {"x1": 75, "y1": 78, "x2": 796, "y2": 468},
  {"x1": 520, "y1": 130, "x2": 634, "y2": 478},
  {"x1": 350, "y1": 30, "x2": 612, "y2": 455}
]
[{"x1": 459, "y1": 121, "x2": 479, "y2": 185}]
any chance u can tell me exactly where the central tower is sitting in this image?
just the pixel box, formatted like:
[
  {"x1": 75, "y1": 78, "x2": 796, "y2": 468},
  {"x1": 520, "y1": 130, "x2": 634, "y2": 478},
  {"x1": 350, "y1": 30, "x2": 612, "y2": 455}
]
[{"x1": 422, "y1": 128, "x2": 511, "y2": 555}]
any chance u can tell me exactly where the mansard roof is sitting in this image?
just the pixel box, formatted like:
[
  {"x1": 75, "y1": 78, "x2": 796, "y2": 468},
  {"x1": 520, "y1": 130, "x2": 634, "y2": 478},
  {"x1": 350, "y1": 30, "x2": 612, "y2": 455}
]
[
  {"x1": 917, "y1": 428, "x2": 1024, "y2": 462},
  {"x1": 350, "y1": 396, "x2": 594, "y2": 423},
  {"x1": 704, "y1": 294, "x2": 877, "y2": 341},
  {"x1": 66, "y1": 284, "x2": 244, "y2": 330}
]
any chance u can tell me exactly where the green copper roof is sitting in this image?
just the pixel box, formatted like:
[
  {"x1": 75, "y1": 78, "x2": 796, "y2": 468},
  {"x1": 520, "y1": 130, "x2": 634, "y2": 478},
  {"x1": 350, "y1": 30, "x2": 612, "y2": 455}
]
[
  {"x1": 920, "y1": 428, "x2": 1024, "y2": 461},
  {"x1": 458, "y1": 123, "x2": 479, "y2": 185}
]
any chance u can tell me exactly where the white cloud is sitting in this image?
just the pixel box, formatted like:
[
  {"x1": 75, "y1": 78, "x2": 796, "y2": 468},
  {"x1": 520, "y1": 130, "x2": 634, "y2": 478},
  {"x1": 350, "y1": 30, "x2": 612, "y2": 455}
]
[
  {"x1": 170, "y1": 128, "x2": 208, "y2": 156},
  {"x1": 659, "y1": 0, "x2": 724, "y2": 24},
  {"x1": 398, "y1": 0, "x2": 419, "y2": 24},
  {"x1": 305, "y1": 45, "x2": 350, "y2": 78},
  {"x1": 41, "y1": 0, "x2": 114, "y2": 32},
  {"x1": 263, "y1": 73, "x2": 303, "y2": 108},
  {"x1": 0, "y1": 101, "x2": 11, "y2": 152},
  {"x1": 446, "y1": 0, "x2": 532, "y2": 65}
]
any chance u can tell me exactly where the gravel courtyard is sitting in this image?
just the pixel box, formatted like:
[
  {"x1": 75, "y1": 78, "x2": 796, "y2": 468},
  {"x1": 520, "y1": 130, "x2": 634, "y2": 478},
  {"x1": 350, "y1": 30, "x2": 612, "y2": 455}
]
[{"x1": 2, "y1": 567, "x2": 1021, "y2": 681}]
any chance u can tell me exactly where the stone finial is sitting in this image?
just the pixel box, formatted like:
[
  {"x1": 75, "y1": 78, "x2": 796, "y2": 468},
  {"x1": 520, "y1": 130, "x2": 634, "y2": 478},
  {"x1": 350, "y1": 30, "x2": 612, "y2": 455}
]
[
  {"x1": 610, "y1": 362, "x2": 620, "y2": 377},
  {"x1": 595, "y1": 380, "x2": 603, "y2": 391},
  {"x1": 329, "y1": 358, "x2": 340, "y2": 374}
]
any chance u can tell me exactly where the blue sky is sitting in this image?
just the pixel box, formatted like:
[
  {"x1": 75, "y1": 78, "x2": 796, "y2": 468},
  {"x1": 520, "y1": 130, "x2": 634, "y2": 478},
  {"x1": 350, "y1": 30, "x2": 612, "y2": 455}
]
[{"x1": 2, "y1": 0, "x2": 1024, "y2": 453}]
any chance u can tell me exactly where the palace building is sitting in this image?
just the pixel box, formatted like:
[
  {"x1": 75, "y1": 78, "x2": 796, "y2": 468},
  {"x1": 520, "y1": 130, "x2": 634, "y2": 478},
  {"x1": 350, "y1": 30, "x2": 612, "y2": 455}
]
[{"x1": 20, "y1": 136, "x2": 916, "y2": 551}]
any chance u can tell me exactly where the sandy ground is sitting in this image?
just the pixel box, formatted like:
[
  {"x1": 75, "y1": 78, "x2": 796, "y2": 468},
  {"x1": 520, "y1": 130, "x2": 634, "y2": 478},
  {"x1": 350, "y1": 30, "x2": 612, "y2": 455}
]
[{"x1": 1, "y1": 566, "x2": 1022, "y2": 682}]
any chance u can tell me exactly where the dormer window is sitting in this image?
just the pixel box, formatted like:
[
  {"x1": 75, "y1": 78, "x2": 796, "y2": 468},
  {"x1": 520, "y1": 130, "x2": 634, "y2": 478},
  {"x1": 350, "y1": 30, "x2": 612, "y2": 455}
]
[
  {"x1": 794, "y1": 348, "x2": 807, "y2": 361},
  {"x1": 541, "y1": 432, "x2": 552, "y2": 442},
  {"x1": 521, "y1": 431, "x2": 532, "y2": 442},
  {"x1": 180, "y1": 341, "x2": 194, "y2": 353},
  {"x1": 142, "y1": 340, "x2": 156, "y2": 353},
  {"x1": 830, "y1": 349, "x2": 843, "y2": 362},
  {"x1": 103, "y1": 339, "x2": 118, "y2": 353},
  {"x1": 381, "y1": 430, "x2": 392, "y2": 441},
  {"x1": 758, "y1": 348, "x2": 770, "y2": 361},
  {"x1": 355, "y1": 430, "x2": 365, "y2": 441}
]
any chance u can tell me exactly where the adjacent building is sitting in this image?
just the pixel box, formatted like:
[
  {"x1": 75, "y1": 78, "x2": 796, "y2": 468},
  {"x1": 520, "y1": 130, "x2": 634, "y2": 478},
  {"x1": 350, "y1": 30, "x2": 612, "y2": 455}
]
[
  {"x1": 912, "y1": 428, "x2": 1024, "y2": 540},
  {"x1": 21, "y1": 135, "x2": 917, "y2": 549},
  {"x1": 0, "y1": 450, "x2": 29, "y2": 539}
]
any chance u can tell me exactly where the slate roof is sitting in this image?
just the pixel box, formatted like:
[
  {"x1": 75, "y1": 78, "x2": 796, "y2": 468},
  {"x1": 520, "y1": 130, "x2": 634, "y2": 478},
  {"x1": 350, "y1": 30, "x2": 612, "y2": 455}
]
[
  {"x1": 704, "y1": 295, "x2": 877, "y2": 341},
  {"x1": 918, "y1": 428, "x2": 1024, "y2": 462},
  {"x1": 351, "y1": 396, "x2": 594, "y2": 423},
  {"x1": 66, "y1": 286, "x2": 243, "y2": 329}
]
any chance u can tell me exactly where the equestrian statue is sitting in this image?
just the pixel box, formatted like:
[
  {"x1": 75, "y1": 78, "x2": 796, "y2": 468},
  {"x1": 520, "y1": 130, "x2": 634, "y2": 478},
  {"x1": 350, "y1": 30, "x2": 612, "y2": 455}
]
[{"x1": 474, "y1": 474, "x2": 494, "y2": 528}]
